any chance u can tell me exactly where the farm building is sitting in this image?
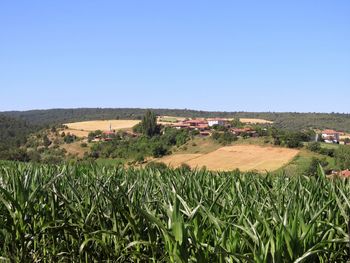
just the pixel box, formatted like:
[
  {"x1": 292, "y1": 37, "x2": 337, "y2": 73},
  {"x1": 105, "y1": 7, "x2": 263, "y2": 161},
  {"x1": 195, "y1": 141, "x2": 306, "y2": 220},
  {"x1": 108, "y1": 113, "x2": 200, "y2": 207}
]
[
  {"x1": 340, "y1": 170, "x2": 350, "y2": 177},
  {"x1": 92, "y1": 135, "x2": 102, "y2": 142},
  {"x1": 321, "y1": 129, "x2": 340, "y2": 144},
  {"x1": 333, "y1": 169, "x2": 350, "y2": 178},
  {"x1": 171, "y1": 119, "x2": 210, "y2": 131},
  {"x1": 172, "y1": 122, "x2": 191, "y2": 129},
  {"x1": 195, "y1": 124, "x2": 209, "y2": 131},
  {"x1": 207, "y1": 118, "x2": 228, "y2": 127},
  {"x1": 199, "y1": 131, "x2": 211, "y2": 137},
  {"x1": 340, "y1": 170, "x2": 350, "y2": 178},
  {"x1": 103, "y1": 131, "x2": 114, "y2": 136},
  {"x1": 184, "y1": 119, "x2": 208, "y2": 127},
  {"x1": 102, "y1": 131, "x2": 115, "y2": 141},
  {"x1": 231, "y1": 127, "x2": 257, "y2": 137}
]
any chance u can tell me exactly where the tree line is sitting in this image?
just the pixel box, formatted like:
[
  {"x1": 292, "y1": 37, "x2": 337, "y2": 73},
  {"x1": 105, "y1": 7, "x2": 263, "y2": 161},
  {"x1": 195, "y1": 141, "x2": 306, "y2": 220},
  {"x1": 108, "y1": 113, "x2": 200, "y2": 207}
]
[{"x1": 2, "y1": 108, "x2": 350, "y2": 132}]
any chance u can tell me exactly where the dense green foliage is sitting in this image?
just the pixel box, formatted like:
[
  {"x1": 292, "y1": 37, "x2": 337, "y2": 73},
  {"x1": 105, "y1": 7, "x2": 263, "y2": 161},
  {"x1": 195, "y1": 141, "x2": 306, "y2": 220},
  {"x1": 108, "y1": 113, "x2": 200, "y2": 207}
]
[
  {"x1": 90, "y1": 127, "x2": 190, "y2": 160},
  {"x1": 335, "y1": 145, "x2": 350, "y2": 170},
  {"x1": 230, "y1": 117, "x2": 244, "y2": 128},
  {"x1": 63, "y1": 133, "x2": 76, "y2": 144},
  {"x1": 271, "y1": 129, "x2": 315, "y2": 148},
  {"x1": 212, "y1": 131, "x2": 238, "y2": 145},
  {"x1": 0, "y1": 115, "x2": 38, "y2": 160},
  {"x1": 0, "y1": 115, "x2": 35, "y2": 148},
  {"x1": 305, "y1": 157, "x2": 329, "y2": 176},
  {"x1": 306, "y1": 142, "x2": 322, "y2": 152},
  {"x1": 0, "y1": 162, "x2": 349, "y2": 262},
  {"x1": 140, "y1": 110, "x2": 160, "y2": 137},
  {"x1": 3, "y1": 108, "x2": 350, "y2": 132},
  {"x1": 307, "y1": 142, "x2": 336, "y2": 157}
]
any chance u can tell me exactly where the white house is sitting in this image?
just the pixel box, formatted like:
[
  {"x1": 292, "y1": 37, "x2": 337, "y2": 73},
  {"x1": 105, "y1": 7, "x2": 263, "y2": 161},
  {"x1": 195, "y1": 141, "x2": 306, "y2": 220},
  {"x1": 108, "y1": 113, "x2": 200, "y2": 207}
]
[
  {"x1": 208, "y1": 119, "x2": 227, "y2": 127},
  {"x1": 321, "y1": 129, "x2": 340, "y2": 144}
]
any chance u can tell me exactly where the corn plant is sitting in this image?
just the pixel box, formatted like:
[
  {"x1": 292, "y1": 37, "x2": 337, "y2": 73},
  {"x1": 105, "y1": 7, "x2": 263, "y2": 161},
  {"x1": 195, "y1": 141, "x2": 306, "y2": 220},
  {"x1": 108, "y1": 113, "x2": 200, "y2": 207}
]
[{"x1": 0, "y1": 161, "x2": 349, "y2": 262}]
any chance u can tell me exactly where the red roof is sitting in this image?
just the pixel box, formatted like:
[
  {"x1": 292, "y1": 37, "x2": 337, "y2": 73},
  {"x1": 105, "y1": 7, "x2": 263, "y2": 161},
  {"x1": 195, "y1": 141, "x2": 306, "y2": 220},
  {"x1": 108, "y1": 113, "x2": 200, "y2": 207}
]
[
  {"x1": 126, "y1": 131, "x2": 138, "y2": 137},
  {"x1": 322, "y1": 129, "x2": 339, "y2": 134},
  {"x1": 340, "y1": 170, "x2": 350, "y2": 177},
  {"x1": 103, "y1": 131, "x2": 115, "y2": 135},
  {"x1": 172, "y1": 122, "x2": 190, "y2": 127}
]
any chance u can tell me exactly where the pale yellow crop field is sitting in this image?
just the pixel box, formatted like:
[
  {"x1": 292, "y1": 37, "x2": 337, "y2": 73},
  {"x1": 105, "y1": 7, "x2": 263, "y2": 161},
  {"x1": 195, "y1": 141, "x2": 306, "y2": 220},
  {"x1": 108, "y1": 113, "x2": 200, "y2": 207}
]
[
  {"x1": 60, "y1": 142, "x2": 87, "y2": 158},
  {"x1": 239, "y1": 118, "x2": 273, "y2": 124},
  {"x1": 159, "y1": 145, "x2": 298, "y2": 172},
  {"x1": 157, "y1": 154, "x2": 202, "y2": 167},
  {"x1": 64, "y1": 120, "x2": 141, "y2": 133},
  {"x1": 61, "y1": 129, "x2": 90, "y2": 138}
]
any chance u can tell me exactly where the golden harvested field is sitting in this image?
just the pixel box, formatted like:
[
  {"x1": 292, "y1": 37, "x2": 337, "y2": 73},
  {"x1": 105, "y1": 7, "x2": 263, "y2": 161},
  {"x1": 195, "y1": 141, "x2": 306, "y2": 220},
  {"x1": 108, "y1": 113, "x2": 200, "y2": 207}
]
[
  {"x1": 157, "y1": 116, "x2": 187, "y2": 125},
  {"x1": 157, "y1": 116, "x2": 186, "y2": 121},
  {"x1": 239, "y1": 118, "x2": 273, "y2": 124},
  {"x1": 61, "y1": 142, "x2": 87, "y2": 158},
  {"x1": 157, "y1": 154, "x2": 202, "y2": 167},
  {"x1": 159, "y1": 145, "x2": 299, "y2": 172},
  {"x1": 64, "y1": 120, "x2": 141, "y2": 133}
]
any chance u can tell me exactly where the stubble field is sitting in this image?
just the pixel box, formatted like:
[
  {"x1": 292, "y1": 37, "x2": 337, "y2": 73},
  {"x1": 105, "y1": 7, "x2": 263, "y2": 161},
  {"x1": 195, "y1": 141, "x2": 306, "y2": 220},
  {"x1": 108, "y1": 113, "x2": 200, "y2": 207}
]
[
  {"x1": 159, "y1": 145, "x2": 299, "y2": 171},
  {"x1": 64, "y1": 120, "x2": 141, "y2": 135}
]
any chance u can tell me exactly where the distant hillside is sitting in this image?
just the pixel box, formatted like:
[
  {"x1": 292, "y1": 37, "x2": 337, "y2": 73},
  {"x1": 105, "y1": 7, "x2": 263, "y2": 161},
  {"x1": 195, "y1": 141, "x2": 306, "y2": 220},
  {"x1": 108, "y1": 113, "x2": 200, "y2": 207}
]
[
  {"x1": 2, "y1": 108, "x2": 350, "y2": 132},
  {"x1": 0, "y1": 115, "x2": 38, "y2": 158}
]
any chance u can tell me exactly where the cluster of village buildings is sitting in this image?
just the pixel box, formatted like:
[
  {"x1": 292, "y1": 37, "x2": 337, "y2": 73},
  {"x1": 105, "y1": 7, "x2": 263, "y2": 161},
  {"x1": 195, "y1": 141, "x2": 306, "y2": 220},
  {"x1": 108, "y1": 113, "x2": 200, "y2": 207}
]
[
  {"x1": 170, "y1": 119, "x2": 350, "y2": 145},
  {"x1": 92, "y1": 118, "x2": 260, "y2": 142},
  {"x1": 170, "y1": 118, "x2": 258, "y2": 137},
  {"x1": 86, "y1": 117, "x2": 350, "y2": 178},
  {"x1": 92, "y1": 117, "x2": 349, "y2": 145}
]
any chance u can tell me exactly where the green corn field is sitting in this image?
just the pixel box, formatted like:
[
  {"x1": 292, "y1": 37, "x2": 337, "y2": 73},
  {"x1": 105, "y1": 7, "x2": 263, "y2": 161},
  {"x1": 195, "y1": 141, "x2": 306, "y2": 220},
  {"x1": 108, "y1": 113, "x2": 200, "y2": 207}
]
[{"x1": 0, "y1": 161, "x2": 349, "y2": 262}]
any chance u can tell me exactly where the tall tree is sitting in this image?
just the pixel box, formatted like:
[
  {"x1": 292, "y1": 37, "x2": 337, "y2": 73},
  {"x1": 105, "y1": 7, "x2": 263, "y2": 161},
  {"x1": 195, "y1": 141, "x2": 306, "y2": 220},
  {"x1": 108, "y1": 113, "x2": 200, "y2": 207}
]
[
  {"x1": 230, "y1": 118, "x2": 244, "y2": 128},
  {"x1": 141, "y1": 110, "x2": 159, "y2": 137}
]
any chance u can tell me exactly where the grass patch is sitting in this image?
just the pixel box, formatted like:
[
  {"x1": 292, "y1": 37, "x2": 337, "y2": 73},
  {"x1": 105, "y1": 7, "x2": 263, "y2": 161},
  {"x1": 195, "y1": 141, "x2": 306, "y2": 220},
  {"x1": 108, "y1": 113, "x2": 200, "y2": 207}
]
[{"x1": 278, "y1": 149, "x2": 337, "y2": 176}]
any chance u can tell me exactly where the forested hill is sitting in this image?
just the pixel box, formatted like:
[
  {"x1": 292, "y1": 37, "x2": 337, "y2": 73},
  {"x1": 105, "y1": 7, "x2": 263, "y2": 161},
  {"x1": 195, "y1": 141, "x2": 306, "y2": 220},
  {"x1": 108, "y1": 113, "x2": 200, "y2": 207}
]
[
  {"x1": 2, "y1": 108, "x2": 350, "y2": 132},
  {"x1": 0, "y1": 115, "x2": 38, "y2": 156}
]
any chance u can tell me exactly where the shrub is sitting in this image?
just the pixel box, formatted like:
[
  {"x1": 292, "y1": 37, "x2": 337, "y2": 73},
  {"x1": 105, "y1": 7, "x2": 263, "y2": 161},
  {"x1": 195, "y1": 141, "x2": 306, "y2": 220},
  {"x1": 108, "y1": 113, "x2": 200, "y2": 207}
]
[
  {"x1": 179, "y1": 163, "x2": 191, "y2": 171},
  {"x1": 64, "y1": 134, "x2": 76, "y2": 144},
  {"x1": 145, "y1": 161, "x2": 167, "y2": 170},
  {"x1": 305, "y1": 157, "x2": 328, "y2": 176},
  {"x1": 306, "y1": 142, "x2": 321, "y2": 152},
  {"x1": 212, "y1": 131, "x2": 237, "y2": 145},
  {"x1": 151, "y1": 143, "x2": 168, "y2": 158},
  {"x1": 335, "y1": 145, "x2": 350, "y2": 170},
  {"x1": 135, "y1": 154, "x2": 145, "y2": 163}
]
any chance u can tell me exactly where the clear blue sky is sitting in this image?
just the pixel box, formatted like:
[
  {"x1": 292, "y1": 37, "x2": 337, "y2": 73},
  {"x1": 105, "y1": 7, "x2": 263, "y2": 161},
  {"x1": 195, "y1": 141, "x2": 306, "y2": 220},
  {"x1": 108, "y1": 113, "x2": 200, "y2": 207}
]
[{"x1": 1, "y1": 1, "x2": 349, "y2": 112}]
